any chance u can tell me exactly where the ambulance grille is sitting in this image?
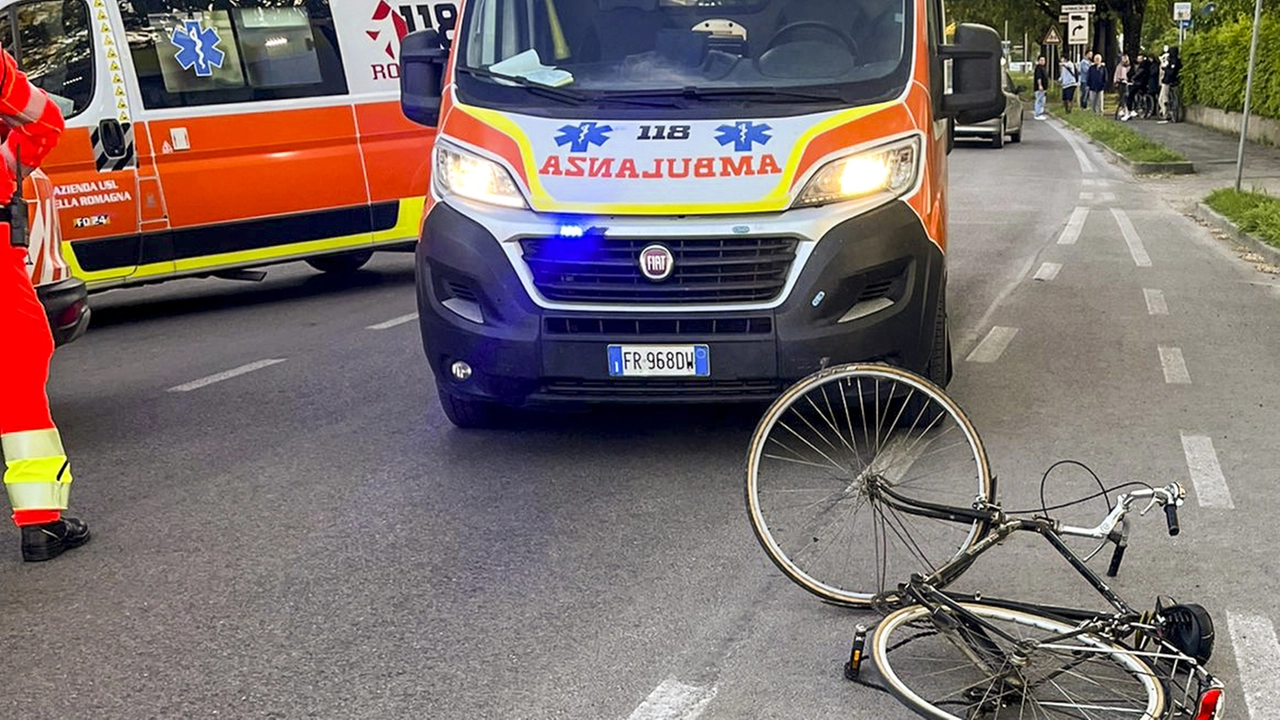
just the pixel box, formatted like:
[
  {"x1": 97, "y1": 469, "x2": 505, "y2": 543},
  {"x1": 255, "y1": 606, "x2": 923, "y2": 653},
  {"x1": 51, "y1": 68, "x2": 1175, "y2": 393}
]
[{"x1": 519, "y1": 236, "x2": 798, "y2": 304}]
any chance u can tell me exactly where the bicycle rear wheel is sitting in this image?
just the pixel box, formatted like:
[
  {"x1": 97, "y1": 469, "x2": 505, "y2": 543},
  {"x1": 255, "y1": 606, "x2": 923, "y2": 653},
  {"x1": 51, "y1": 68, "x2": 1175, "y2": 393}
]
[
  {"x1": 872, "y1": 602, "x2": 1165, "y2": 719},
  {"x1": 746, "y1": 364, "x2": 993, "y2": 606}
]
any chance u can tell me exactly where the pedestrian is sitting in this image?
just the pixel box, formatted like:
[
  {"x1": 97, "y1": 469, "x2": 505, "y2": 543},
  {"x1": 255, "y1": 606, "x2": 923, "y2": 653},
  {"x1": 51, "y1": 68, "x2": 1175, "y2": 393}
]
[
  {"x1": 1077, "y1": 53, "x2": 1093, "y2": 109},
  {"x1": 1087, "y1": 52, "x2": 1107, "y2": 114},
  {"x1": 1059, "y1": 56, "x2": 1078, "y2": 114},
  {"x1": 1114, "y1": 54, "x2": 1132, "y2": 120},
  {"x1": 1157, "y1": 46, "x2": 1171, "y2": 119},
  {"x1": 1131, "y1": 54, "x2": 1149, "y2": 117},
  {"x1": 1033, "y1": 55, "x2": 1048, "y2": 119},
  {"x1": 0, "y1": 43, "x2": 90, "y2": 562},
  {"x1": 1146, "y1": 51, "x2": 1161, "y2": 113},
  {"x1": 1159, "y1": 46, "x2": 1182, "y2": 123}
]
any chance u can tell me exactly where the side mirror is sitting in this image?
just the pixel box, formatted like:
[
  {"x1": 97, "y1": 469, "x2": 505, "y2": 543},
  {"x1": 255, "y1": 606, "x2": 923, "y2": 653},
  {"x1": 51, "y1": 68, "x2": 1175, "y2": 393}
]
[
  {"x1": 400, "y1": 29, "x2": 449, "y2": 127},
  {"x1": 939, "y1": 24, "x2": 1004, "y2": 125}
]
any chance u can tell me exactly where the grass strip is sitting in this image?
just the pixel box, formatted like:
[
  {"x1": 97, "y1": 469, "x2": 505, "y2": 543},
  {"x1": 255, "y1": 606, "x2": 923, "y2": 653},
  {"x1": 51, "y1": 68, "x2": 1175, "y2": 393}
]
[
  {"x1": 1206, "y1": 188, "x2": 1280, "y2": 247},
  {"x1": 1050, "y1": 108, "x2": 1188, "y2": 164}
]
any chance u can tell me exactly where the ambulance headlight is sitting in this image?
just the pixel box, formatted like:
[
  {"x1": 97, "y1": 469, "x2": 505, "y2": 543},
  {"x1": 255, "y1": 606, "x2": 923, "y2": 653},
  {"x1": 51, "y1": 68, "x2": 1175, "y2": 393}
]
[
  {"x1": 793, "y1": 137, "x2": 920, "y2": 208},
  {"x1": 434, "y1": 142, "x2": 527, "y2": 209}
]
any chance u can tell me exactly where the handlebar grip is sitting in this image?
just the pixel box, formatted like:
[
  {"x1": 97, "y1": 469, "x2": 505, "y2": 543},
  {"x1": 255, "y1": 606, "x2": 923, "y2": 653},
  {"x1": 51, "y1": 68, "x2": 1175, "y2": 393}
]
[
  {"x1": 1165, "y1": 504, "x2": 1180, "y2": 536},
  {"x1": 1107, "y1": 544, "x2": 1126, "y2": 577}
]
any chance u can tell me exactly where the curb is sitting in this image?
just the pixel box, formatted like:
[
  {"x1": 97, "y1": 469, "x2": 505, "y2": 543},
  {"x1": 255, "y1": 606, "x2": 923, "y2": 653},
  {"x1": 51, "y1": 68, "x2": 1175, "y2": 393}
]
[
  {"x1": 1193, "y1": 202, "x2": 1280, "y2": 267},
  {"x1": 1052, "y1": 117, "x2": 1196, "y2": 175}
]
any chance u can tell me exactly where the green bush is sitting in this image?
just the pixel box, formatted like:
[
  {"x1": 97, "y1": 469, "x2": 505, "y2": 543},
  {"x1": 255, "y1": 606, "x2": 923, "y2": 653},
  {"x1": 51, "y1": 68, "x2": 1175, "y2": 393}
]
[
  {"x1": 1206, "y1": 188, "x2": 1280, "y2": 247},
  {"x1": 1182, "y1": 15, "x2": 1280, "y2": 120}
]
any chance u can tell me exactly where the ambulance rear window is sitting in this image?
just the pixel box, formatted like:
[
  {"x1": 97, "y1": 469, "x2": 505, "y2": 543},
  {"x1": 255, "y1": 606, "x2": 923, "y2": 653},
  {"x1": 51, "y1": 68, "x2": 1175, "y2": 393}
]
[{"x1": 120, "y1": 0, "x2": 348, "y2": 109}]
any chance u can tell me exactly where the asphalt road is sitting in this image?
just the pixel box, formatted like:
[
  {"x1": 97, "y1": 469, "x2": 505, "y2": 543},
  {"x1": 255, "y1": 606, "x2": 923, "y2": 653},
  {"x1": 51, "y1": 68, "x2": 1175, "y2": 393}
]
[{"x1": 2, "y1": 118, "x2": 1275, "y2": 719}]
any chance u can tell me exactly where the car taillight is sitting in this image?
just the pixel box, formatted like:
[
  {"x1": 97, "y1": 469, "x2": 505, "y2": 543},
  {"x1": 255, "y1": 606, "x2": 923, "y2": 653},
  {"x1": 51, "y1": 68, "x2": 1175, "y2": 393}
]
[
  {"x1": 1195, "y1": 687, "x2": 1223, "y2": 720},
  {"x1": 55, "y1": 303, "x2": 81, "y2": 328}
]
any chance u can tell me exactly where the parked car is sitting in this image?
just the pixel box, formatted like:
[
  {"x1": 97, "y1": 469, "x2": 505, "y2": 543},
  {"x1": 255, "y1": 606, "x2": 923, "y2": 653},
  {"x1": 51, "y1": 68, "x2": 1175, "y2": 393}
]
[
  {"x1": 26, "y1": 169, "x2": 90, "y2": 346},
  {"x1": 954, "y1": 71, "x2": 1024, "y2": 149}
]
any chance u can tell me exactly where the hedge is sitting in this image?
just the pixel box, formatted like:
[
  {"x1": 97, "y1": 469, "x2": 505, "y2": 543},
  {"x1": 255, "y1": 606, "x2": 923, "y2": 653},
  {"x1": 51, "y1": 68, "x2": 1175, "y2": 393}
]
[{"x1": 1182, "y1": 14, "x2": 1280, "y2": 120}]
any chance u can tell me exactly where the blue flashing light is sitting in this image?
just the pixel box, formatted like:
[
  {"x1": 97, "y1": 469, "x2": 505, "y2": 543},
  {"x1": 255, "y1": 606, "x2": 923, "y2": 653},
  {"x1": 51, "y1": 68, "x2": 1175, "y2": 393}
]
[{"x1": 559, "y1": 224, "x2": 585, "y2": 238}]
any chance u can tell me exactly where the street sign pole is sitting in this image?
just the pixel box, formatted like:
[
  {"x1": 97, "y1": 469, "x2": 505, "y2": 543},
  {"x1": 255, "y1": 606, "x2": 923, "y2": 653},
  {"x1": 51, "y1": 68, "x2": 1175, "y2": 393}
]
[{"x1": 1236, "y1": 0, "x2": 1264, "y2": 192}]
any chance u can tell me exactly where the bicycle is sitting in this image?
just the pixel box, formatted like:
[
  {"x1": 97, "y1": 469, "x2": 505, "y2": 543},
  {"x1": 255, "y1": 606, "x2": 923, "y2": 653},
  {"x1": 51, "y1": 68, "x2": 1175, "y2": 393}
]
[
  {"x1": 746, "y1": 363, "x2": 1224, "y2": 719},
  {"x1": 1167, "y1": 85, "x2": 1184, "y2": 123}
]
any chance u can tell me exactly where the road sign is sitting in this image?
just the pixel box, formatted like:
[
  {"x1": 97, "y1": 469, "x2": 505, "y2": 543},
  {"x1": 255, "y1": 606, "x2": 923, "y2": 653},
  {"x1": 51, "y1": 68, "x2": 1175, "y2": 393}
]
[
  {"x1": 1068, "y1": 13, "x2": 1089, "y2": 45},
  {"x1": 1043, "y1": 26, "x2": 1061, "y2": 44},
  {"x1": 1061, "y1": 4, "x2": 1096, "y2": 12},
  {"x1": 1178, "y1": 18, "x2": 1193, "y2": 29},
  {"x1": 1173, "y1": 1, "x2": 1192, "y2": 20}
]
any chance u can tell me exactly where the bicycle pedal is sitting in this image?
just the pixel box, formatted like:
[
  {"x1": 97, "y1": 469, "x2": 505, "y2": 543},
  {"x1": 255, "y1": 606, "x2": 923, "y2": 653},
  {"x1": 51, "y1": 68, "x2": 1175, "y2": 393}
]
[{"x1": 844, "y1": 624, "x2": 868, "y2": 681}]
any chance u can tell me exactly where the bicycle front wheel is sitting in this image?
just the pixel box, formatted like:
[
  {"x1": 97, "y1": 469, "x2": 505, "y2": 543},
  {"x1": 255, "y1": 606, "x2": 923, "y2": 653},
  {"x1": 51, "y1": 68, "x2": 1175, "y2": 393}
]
[
  {"x1": 746, "y1": 364, "x2": 993, "y2": 606},
  {"x1": 872, "y1": 602, "x2": 1165, "y2": 719}
]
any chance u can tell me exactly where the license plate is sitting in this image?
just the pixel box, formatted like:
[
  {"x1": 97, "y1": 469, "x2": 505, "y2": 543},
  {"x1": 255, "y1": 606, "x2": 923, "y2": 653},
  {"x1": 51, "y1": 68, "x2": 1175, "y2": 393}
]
[{"x1": 607, "y1": 344, "x2": 710, "y2": 377}]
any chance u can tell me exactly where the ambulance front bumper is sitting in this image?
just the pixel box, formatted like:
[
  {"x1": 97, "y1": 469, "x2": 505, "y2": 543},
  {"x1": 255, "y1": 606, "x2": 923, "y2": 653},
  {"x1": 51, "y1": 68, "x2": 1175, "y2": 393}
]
[{"x1": 415, "y1": 200, "x2": 945, "y2": 406}]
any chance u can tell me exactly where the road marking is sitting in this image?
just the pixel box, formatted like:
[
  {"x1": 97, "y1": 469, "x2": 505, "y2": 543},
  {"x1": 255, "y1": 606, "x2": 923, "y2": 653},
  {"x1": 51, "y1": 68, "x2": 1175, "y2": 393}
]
[
  {"x1": 1143, "y1": 288, "x2": 1169, "y2": 315},
  {"x1": 168, "y1": 359, "x2": 287, "y2": 393},
  {"x1": 1047, "y1": 119, "x2": 1097, "y2": 174},
  {"x1": 1180, "y1": 434, "x2": 1235, "y2": 509},
  {"x1": 1079, "y1": 191, "x2": 1095, "y2": 201},
  {"x1": 628, "y1": 678, "x2": 717, "y2": 720},
  {"x1": 1101, "y1": 191, "x2": 1117, "y2": 202},
  {"x1": 1033, "y1": 262, "x2": 1062, "y2": 281},
  {"x1": 1158, "y1": 346, "x2": 1191, "y2": 384},
  {"x1": 966, "y1": 326, "x2": 1018, "y2": 363},
  {"x1": 1111, "y1": 209, "x2": 1152, "y2": 267},
  {"x1": 1228, "y1": 612, "x2": 1280, "y2": 719},
  {"x1": 1057, "y1": 207, "x2": 1089, "y2": 245},
  {"x1": 367, "y1": 312, "x2": 418, "y2": 330}
]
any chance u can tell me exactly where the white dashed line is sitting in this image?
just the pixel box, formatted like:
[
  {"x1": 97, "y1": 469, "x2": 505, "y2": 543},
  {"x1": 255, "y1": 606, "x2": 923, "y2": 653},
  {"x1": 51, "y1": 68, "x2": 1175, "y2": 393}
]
[
  {"x1": 1080, "y1": 191, "x2": 1095, "y2": 201},
  {"x1": 1143, "y1": 288, "x2": 1169, "y2": 315},
  {"x1": 1057, "y1": 208, "x2": 1089, "y2": 245},
  {"x1": 1158, "y1": 346, "x2": 1191, "y2": 384},
  {"x1": 1033, "y1": 262, "x2": 1062, "y2": 281},
  {"x1": 1101, "y1": 192, "x2": 1117, "y2": 202},
  {"x1": 965, "y1": 327, "x2": 1019, "y2": 363},
  {"x1": 628, "y1": 678, "x2": 717, "y2": 720},
  {"x1": 168, "y1": 359, "x2": 287, "y2": 392},
  {"x1": 367, "y1": 312, "x2": 419, "y2": 330},
  {"x1": 1180, "y1": 434, "x2": 1235, "y2": 509},
  {"x1": 1111, "y1": 209, "x2": 1152, "y2": 267},
  {"x1": 1228, "y1": 612, "x2": 1280, "y2": 719}
]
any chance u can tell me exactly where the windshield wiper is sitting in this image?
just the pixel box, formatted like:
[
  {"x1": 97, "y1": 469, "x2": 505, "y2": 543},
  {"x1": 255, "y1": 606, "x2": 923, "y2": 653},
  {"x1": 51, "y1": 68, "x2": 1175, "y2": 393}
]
[
  {"x1": 456, "y1": 64, "x2": 593, "y2": 105},
  {"x1": 603, "y1": 85, "x2": 848, "y2": 103}
]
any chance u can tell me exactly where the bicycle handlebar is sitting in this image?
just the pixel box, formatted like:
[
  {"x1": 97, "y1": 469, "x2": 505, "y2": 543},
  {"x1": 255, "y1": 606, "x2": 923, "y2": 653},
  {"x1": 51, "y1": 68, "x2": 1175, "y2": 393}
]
[
  {"x1": 1057, "y1": 482, "x2": 1185, "y2": 541},
  {"x1": 1165, "y1": 503, "x2": 1180, "y2": 536}
]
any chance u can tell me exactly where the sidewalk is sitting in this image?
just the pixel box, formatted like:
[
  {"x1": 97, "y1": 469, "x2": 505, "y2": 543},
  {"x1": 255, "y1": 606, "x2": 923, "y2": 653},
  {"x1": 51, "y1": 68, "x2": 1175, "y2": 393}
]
[{"x1": 1120, "y1": 114, "x2": 1280, "y2": 205}]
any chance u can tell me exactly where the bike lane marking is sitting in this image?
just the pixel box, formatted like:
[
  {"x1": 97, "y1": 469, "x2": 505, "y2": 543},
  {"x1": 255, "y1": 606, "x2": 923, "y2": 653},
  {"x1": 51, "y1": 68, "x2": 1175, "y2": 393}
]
[
  {"x1": 1180, "y1": 434, "x2": 1235, "y2": 509},
  {"x1": 1143, "y1": 288, "x2": 1169, "y2": 315},
  {"x1": 367, "y1": 312, "x2": 419, "y2": 330},
  {"x1": 627, "y1": 678, "x2": 717, "y2": 720},
  {"x1": 965, "y1": 327, "x2": 1018, "y2": 363},
  {"x1": 167, "y1": 358, "x2": 287, "y2": 392},
  {"x1": 1158, "y1": 346, "x2": 1191, "y2": 384},
  {"x1": 1227, "y1": 612, "x2": 1280, "y2": 718},
  {"x1": 1057, "y1": 208, "x2": 1089, "y2": 245},
  {"x1": 1033, "y1": 262, "x2": 1062, "y2": 281},
  {"x1": 1047, "y1": 120, "x2": 1098, "y2": 174},
  {"x1": 1112, "y1": 209, "x2": 1152, "y2": 267}
]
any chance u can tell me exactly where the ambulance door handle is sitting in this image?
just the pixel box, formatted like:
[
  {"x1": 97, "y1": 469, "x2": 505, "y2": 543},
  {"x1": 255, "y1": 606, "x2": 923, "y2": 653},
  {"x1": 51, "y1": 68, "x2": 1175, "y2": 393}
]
[{"x1": 98, "y1": 119, "x2": 127, "y2": 158}]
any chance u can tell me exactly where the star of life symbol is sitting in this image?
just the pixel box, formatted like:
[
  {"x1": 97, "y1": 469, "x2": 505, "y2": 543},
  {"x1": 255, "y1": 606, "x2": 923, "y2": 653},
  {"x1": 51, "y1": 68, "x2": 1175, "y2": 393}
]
[
  {"x1": 170, "y1": 19, "x2": 225, "y2": 78},
  {"x1": 715, "y1": 121, "x2": 772, "y2": 152},
  {"x1": 555, "y1": 122, "x2": 613, "y2": 153}
]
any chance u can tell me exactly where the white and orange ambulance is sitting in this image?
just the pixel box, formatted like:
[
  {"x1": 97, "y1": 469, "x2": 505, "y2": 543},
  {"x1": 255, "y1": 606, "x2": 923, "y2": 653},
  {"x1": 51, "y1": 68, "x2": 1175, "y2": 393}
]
[
  {"x1": 396, "y1": 0, "x2": 1005, "y2": 426},
  {"x1": 1, "y1": 0, "x2": 451, "y2": 291}
]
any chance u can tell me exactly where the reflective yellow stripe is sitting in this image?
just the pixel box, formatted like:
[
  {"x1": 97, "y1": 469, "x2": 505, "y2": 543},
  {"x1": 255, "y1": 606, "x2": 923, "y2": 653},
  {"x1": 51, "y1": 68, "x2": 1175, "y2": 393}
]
[
  {"x1": 1, "y1": 429, "x2": 65, "y2": 460},
  {"x1": 544, "y1": 0, "x2": 570, "y2": 60},
  {"x1": 6, "y1": 478, "x2": 71, "y2": 511}
]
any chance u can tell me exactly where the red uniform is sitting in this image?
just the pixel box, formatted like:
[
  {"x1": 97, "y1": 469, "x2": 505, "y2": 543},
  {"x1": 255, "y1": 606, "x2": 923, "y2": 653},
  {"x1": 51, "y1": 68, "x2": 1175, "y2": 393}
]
[{"x1": 0, "y1": 47, "x2": 71, "y2": 527}]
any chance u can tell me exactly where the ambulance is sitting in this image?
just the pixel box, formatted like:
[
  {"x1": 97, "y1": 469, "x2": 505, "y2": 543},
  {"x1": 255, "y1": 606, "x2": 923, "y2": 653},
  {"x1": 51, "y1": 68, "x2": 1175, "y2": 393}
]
[
  {"x1": 3, "y1": 0, "x2": 448, "y2": 291},
  {"x1": 398, "y1": 0, "x2": 1005, "y2": 427}
]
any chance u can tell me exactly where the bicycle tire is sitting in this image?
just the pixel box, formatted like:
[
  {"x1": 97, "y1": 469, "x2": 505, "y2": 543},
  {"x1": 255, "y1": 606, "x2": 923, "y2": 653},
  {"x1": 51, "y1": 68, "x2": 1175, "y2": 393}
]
[
  {"x1": 872, "y1": 602, "x2": 1166, "y2": 719},
  {"x1": 745, "y1": 364, "x2": 993, "y2": 606}
]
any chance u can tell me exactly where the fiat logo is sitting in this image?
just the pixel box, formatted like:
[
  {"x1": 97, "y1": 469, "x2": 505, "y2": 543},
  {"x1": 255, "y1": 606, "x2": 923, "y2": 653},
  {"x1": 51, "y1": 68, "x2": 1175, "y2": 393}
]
[{"x1": 639, "y1": 244, "x2": 674, "y2": 282}]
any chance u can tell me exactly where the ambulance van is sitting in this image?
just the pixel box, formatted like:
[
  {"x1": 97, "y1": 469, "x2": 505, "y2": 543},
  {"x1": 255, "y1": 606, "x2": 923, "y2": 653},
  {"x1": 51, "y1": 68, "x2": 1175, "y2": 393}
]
[
  {"x1": 399, "y1": 0, "x2": 1004, "y2": 427},
  {"x1": 1, "y1": 0, "x2": 449, "y2": 292}
]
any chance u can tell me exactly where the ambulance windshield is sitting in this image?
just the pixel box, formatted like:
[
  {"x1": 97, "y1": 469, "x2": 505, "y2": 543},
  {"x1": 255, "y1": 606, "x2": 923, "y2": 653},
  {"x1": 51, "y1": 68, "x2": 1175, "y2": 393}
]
[{"x1": 454, "y1": 0, "x2": 911, "y2": 109}]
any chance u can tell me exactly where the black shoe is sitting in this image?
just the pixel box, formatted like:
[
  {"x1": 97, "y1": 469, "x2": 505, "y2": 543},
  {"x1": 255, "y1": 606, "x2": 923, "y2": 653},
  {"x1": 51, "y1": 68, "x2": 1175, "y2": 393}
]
[{"x1": 21, "y1": 517, "x2": 91, "y2": 562}]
